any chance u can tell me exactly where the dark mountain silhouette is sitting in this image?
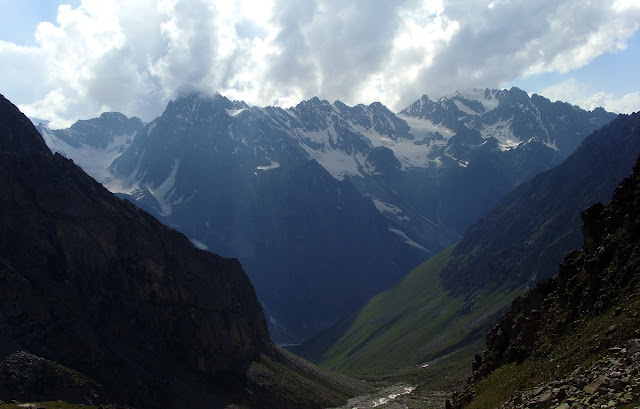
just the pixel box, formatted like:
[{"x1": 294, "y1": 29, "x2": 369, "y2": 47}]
[{"x1": 0, "y1": 93, "x2": 363, "y2": 408}]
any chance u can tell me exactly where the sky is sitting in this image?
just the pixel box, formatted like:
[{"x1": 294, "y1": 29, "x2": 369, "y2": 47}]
[{"x1": 0, "y1": 0, "x2": 639, "y2": 128}]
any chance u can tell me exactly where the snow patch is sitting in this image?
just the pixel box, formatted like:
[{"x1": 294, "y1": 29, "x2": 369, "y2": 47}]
[
  {"x1": 480, "y1": 119, "x2": 522, "y2": 150},
  {"x1": 289, "y1": 122, "x2": 367, "y2": 179},
  {"x1": 454, "y1": 100, "x2": 478, "y2": 116},
  {"x1": 451, "y1": 89, "x2": 501, "y2": 112},
  {"x1": 372, "y1": 199, "x2": 403, "y2": 215},
  {"x1": 257, "y1": 159, "x2": 280, "y2": 171},
  {"x1": 302, "y1": 147, "x2": 363, "y2": 180},
  {"x1": 148, "y1": 159, "x2": 181, "y2": 216},
  {"x1": 544, "y1": 138, "x2": 559, "y2": 151},
  {"x1": 299, "y1": 129, "x2": 331, "y2": 145},
  {"x1": 398, "y1": 115, "x2": 454, "y2": 163},
  {"x1": 190, "y1": 239, "x2": 209, "y2": 250},
  {"x1": 389, "y1": 228, "x2": 427, "y2": 252},
  {"x1": 103, "y1": 149, "x2": 147, "y2": 194},
  {"x1": 352, "y1": 123, "x2": 436, "y2": 170},
  {"x1": 226, "y1": 108, "x2": 246, "y2": 117},
  {"x1": 40, "y1": 127, "x2": 136, "y2": 186}
]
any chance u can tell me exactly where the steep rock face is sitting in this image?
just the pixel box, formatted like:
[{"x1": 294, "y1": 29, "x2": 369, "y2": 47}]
[
  {"x1": 483, "y1": 159, "x2": 640, "y2": 373},
  {"x1": 441, "y1": 112, "x2": 640, "y2": 296},
  {"x1": 451, "y1": 139, "x2": 640, "y2": 408},
  {"x1": 0, "y1": 93, "x2": 270, "y2": 408}
]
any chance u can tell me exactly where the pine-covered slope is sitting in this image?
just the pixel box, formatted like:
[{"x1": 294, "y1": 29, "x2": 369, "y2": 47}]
[
  {"x1": 0, "y1": 93, "x2": 365, "y2": 409},
  {"x1": 452, "y1": 126, "x2": 640, "y2": 409}
]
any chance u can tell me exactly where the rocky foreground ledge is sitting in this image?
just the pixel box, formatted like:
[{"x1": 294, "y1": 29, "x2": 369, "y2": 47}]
[{"x1": 499, "y1": 338, "x2": 640, "y2": 408}]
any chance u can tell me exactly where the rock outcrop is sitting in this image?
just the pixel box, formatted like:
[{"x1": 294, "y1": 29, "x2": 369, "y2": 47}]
[
  {"x1": 497, "y1": 340, "x2": 640, "y2": 408},
  {"x1": 0, "y1": 350, "x2": 101, "y2": 404}
]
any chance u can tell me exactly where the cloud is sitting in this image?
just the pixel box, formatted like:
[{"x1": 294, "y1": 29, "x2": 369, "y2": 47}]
[
  {"x1": 540, "y1": 78, "x2": 640, "y2": 114},
  {"x1": 0, "y1": 0, "x2": 639, "y2": 127},
  {"x1": 398, "y1": 0, "x2": 640, "y2": 107},
  {"x1": 586, "y1": 92, "x2": 640, "y2": 114}
]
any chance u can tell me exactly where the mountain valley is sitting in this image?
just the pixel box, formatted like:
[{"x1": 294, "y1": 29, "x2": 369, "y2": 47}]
[
  {"x1": 295, "y1": 112, "x2": 640, "y2": 402},
  {"x1": 3, "y1": 85, "x2": 638, "y2": 409},
  {"x1": 37, "y1": 87, "x2": 615, "y2": 343},
  {"x1": 2, "y1": 1, "x2": 639, "y2": 408}
]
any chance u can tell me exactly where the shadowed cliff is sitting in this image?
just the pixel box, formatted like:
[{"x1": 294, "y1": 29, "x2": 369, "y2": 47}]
[{"x1": 0, "y1": 93, "x2": 365, "y2": 408}]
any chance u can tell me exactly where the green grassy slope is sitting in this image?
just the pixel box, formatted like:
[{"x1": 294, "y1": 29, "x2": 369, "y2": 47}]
[
  {"x1": 297, "y1": 114, "x2": 640, "y2": 386},
  {"x1": 441, "y1": 112, "x2": 640, "y2": 296},
  {"x1": 301, "y1": 247, "x2": 523, "y2": 380},
  {"x1": 457, "y1": 145, "x2": 640, "y2": 407},
  {"x1": 243, "y1": 348, "x2": 372, "y2": 409}
]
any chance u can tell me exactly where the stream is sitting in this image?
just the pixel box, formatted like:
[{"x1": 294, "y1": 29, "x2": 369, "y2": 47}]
[{"x1": 330, "y1": 384, "x2": 449, "y2": 409}]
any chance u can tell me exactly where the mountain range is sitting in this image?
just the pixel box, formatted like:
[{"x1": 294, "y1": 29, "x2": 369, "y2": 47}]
[
  {"x1": 5, "y1": 80, "x2": 638, "y2": 409},
  {"x1": 37, "y1": 87, "x2": 616, "y2": 342},
  {"x1": 296, "y1": 112, "x2": 640, "y2": 389}
]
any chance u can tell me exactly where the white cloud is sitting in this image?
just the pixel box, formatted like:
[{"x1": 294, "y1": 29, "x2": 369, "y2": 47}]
[
  {"x1": 0, "y1": 0, "x2": 639, "y2": 127},
  {"x1": 20, "y1": 89, "x2": 74, "y2": 129},
  {"x1": 540, "y1": 78, "x2": 640, "y2": 114},
  {"x1": 586, "y1": 92, "x2": 640, "y2": 114}
]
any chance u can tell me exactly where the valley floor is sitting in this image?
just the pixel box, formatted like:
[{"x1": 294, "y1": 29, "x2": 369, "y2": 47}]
[{"x1": 329, "y1": 384, "x2": 449, "y2": 409}]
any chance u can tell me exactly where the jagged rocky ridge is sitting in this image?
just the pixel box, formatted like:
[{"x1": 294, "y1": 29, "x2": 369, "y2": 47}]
[
  {"x1": 0, "y1": 93, "x2": 363, "y2": 409},
  {"x1": 39, "y1": 112, "x2": 144, "y2": 189},
  {"x1": 450, "y1": 113, "x2": 640, "y2": 408},
  {"x1": 37, "y1": 88, "x2": 615, "y2": 342}
]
